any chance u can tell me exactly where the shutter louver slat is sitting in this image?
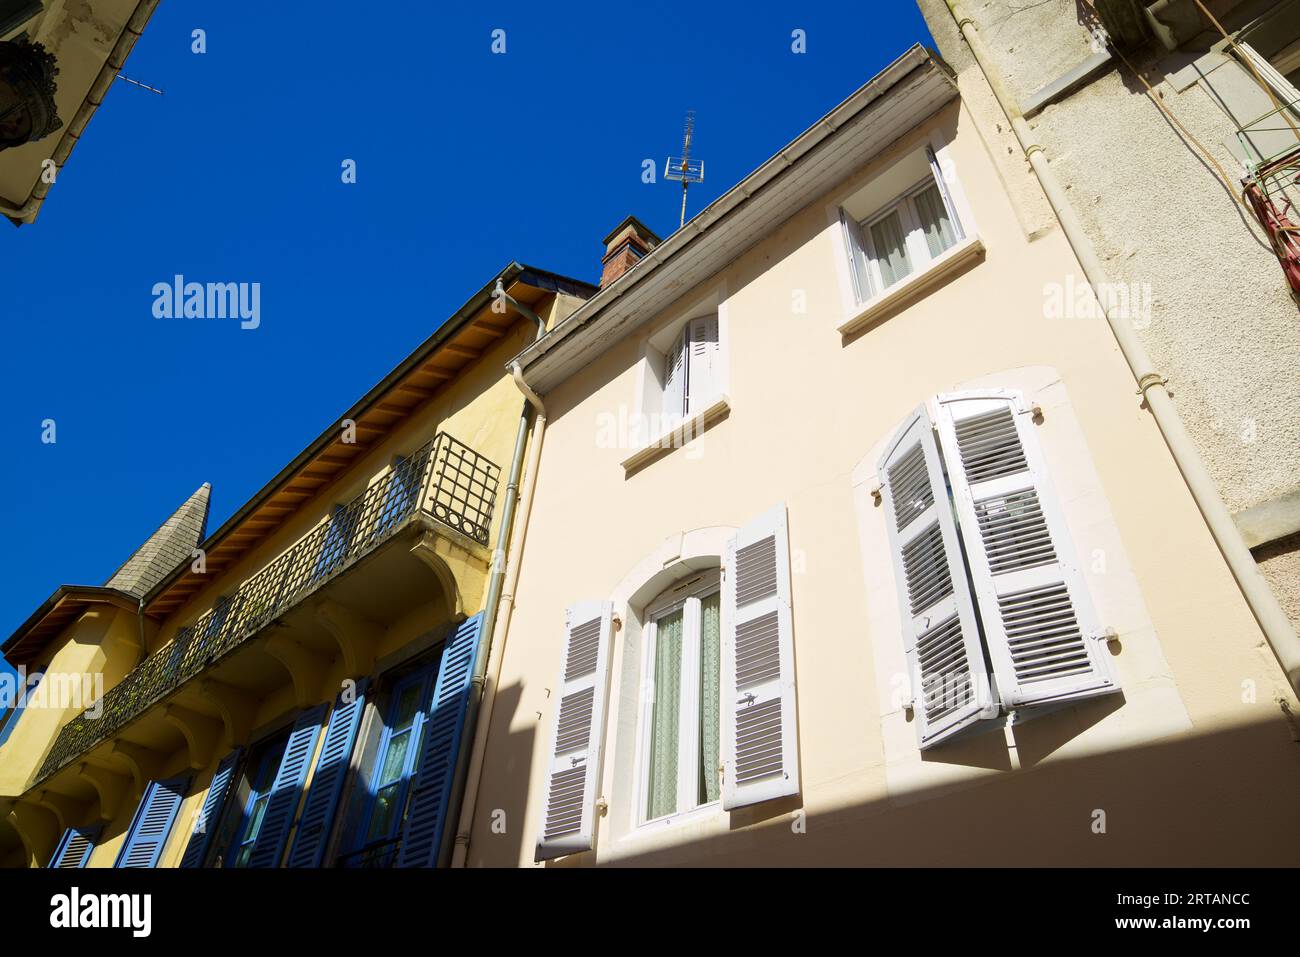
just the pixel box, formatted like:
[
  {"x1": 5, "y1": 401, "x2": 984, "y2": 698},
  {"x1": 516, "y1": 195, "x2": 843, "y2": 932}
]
[
  {"x1": 244, "y1": 704, "x2": 326, "y2": 868},
  {"x1": 287, "y1": 680, "x2": 369, "y2": 868},
  {"x1": 115, "y1": 776, "x2": 188, "y2": 868},
  {"x1": 178, "y1": 747, "x2": 242, "y2": 868},
  {"x1": 49, "y1": 825, "x2": 101, "y2": 868},
  {"x1": 396, "y1": 613, "x2": 486, "y2": 868},
  {"x1": 722, "y1": 504, "x2": 800, "y2": 809},
  {"x1": 662, "y1": 328, "x2": 686, "y2": 418},
  {"x1": 686, "y1": 314, "x2": 720, "y2": 413},
  {"x1": 935, "y1": 391, "x2": 1117, "y2": 708},
  {"x1": 879, "y1": 406, "x2": 995, "y2": 748},
  {"x1": 536, "y1": 601, "x2": 614, "y2": 862}
]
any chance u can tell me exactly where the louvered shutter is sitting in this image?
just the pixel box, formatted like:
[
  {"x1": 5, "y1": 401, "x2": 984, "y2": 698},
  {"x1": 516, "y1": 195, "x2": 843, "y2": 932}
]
[
  {"x1": 49, "y1": 825, "x2": 101, "y2": 868},
  {"x1": 287, "y1": 680, "x2": 369, "y2": 868},
  {"x1": 396, "y1": 613, "x2": 485, "y2": 868},
  {"x1": 685, "y1": 314, "x2": 720, "y2": 413},
  {"x1": 840, "y1": 208, "x2": 874, "y2": 303},
  {"x1": 245, "y1": 704, "x2": 326, "y2": 868},
  {"x1": 535, "y1": 601, "x2": 614, "y2": 862},
  {"x1": 662, "y1": 328, "x2": 686, "y2": 418},
  {"x1": 115, "y1": 776, "x2": 188, "y2": 868},
  {"x1": 879, "y1": 407, "x2": 995, "y2": 748},
  {"x1": 721, "y1": 504, "x2": 799, "y2": 809},
  {"x1": 178, "y1": 747, "x2": 242, "y2": 868},
  {"x1": 934, "y1": 391, "x2": 1117, "y2": 708}
]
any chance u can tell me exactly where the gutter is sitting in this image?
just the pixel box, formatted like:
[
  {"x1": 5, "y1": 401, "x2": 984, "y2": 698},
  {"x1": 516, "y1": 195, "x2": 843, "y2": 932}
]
[
  {"x1": 940, "y1": 0, "x2": 1300, "y2": 695},
  {"x1": 1, "y1": 0, "x2": 161, "y2": 223}
]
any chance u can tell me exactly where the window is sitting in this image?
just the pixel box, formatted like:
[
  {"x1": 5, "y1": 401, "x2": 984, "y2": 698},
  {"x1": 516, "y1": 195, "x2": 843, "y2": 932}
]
[
  {"x1": 640, "y1": 571, "x2": 722, "y2": 822},
  {"x1": 661, "y1": 314, "x2": 720, "y2": 419},
  {"x1": 878, "y1": 391, "x2": 1118, "y2": 750},
  {"x1": 312, "y1": 504, "x2": 356, "y2": 581},
  {"x1": 352, "y1": 663, "x2": 438, "y2": 863},
  {"x1": 842, "y1": 146, "x2": 965, "y2": 302},
  {"x1": 0, "y1": 667, "x2": 42, "y2": 749},
  {"x1": 224, "y1": 728, "x2": 290, "y2": 868}
]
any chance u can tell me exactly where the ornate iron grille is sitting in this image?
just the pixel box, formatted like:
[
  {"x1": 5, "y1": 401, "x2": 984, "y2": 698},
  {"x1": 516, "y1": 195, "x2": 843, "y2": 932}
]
[{"x1": 36, "y1": 433, "x2": 499, "y2": 783}]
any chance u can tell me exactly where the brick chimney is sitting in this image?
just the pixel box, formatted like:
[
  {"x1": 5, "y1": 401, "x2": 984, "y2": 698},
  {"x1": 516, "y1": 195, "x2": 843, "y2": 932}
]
[{"x1": 600, "y1": 215, "x2": 661, "y2": 288}]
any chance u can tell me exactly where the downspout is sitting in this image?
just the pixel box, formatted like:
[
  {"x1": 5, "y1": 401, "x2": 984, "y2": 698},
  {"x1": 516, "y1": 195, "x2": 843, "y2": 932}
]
[
  {"x1": 440, "y1": 281, "x2": 547, "y2": 867},
  {"x1": 940, "y1": 0, "x2": 1300, "y2": 694}
]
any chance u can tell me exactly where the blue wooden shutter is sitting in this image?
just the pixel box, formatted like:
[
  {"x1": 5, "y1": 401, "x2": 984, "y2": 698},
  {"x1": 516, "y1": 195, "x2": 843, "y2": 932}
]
[
  {"x1": 115, "y1": 776, "x2": 189, "y2": 868},
  {"x1": 396, "y1": 613, "x2": 485, "y2": 868},
  {"x1": 244, "y1": 704, "x2": 326, "y2": 868},
  {"x1": 286, "y1": 680, "x2": 369, "y2": 868},
  {"x1": 49, "y1": 825, "x2": 101, "y2": 868},
  {"x1": 178, "y1": 747, "x2": 243, "y2": 868}
]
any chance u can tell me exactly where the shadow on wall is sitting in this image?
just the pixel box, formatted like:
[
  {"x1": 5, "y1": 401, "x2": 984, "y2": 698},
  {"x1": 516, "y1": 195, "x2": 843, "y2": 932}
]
[{"x1": 477, "y1": 673, "x2": 1300, "y2": 866}]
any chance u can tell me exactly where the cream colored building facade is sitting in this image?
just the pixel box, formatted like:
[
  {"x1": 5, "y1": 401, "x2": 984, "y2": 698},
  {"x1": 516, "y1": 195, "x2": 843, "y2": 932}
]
[{"x1": 460, "y1": 46, "x2": 1300, "y2": 867}]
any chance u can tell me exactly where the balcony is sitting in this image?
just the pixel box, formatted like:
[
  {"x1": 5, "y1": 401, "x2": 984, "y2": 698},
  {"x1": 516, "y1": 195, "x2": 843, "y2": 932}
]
[{"x1": 36, "y1": 432, "x2": 500, "y2": 783}]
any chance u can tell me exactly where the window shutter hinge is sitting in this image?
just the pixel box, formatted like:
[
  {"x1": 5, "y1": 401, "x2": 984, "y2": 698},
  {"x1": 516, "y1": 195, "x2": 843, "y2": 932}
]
[{"x1": 1091, "y1": 626, "x2": 1120, "y2": 647}]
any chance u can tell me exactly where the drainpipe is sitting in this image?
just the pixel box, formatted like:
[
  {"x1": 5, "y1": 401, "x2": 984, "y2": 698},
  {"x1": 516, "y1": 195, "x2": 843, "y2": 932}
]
[
  {"x1": 940, "y1": 0, "x2": 1300, "y2": 694},
  {"x1": 440, "y1": 281, "x2": 547, "y2": 867}
]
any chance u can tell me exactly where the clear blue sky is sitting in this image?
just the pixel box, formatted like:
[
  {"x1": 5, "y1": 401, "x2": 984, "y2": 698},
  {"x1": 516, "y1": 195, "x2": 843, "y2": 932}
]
[{"x1": 0, "y1": 2, "x2": 934, "y2": 686}]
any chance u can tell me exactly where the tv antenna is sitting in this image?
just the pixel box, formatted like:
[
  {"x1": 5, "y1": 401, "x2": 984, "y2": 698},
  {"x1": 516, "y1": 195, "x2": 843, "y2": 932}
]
[
  {"x1": 665, "y1": 110, "x2": 704, "y2": 228},
  {"x1": 115, "y1": 72, "x2": 164, "y2": 96}
]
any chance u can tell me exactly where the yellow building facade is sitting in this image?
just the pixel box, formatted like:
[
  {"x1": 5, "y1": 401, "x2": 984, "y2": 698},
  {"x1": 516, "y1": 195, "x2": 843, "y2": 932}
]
[{"x1": 0, "y1": 264, "x2": 593, "y2": 868}]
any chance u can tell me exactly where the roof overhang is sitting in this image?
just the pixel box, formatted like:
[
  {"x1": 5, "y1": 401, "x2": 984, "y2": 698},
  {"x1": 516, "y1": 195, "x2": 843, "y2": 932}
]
[
  {"x1": 139, "y1": 263, "x2": 596, "y2": 620},
  {"x1": 2, "y1": 586, "x2": 140, "y2": 667},
  {"x1": 510, "y1": 44, "x2": 958, "y2": 394}
]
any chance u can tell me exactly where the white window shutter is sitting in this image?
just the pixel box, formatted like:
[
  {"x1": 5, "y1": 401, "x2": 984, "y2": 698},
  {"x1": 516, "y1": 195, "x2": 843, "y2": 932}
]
[
  {"x1": 535, "y1": 600, "x2": 615, "y2": 862},
  {"x1": 721, "y1": 503, "x2": 799, "y2": 810},
  {"x1": 839, "y1": 207, "x2": 874, "y2": 303},
  {"x1": 685, "y1": 314, "x2": 719, "y2": 413},
  {"x1": 879, "y1": 406, "x2": 996, "y2": 749},
  {"x1": 661, "y1": 328, "x2": 686, "y2": 418},
  {"x1": 934, "y1": 391, "x2": 1118, "y2": 709}
]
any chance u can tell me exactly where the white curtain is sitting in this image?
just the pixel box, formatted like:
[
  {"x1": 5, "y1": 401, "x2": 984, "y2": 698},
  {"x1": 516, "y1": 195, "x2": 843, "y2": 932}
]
[{"x1": 646, "y1": 610, "x2": 683, "y2": 820}]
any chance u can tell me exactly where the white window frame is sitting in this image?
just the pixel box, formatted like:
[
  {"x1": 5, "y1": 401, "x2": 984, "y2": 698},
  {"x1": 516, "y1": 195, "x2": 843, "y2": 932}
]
[{"x1": 633, "y1": 568, "x2": 723, "y2": 828}]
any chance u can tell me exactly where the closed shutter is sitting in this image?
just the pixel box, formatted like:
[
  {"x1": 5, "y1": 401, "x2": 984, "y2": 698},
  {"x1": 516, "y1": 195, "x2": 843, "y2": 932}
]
[
  {"x1": 178, "y1": 747, "x2": 243, "y2": 868},
  {"x1": 840, "y1": 208, "x2": 874, "y2": 303},
  {"x1": 721, "y1": 504, "x2": 799, "y2": 809},
  {"x1": 535, "y1": 601, "x2": 614, "y2": 862},
  {"x1": 115, "y1": 776, "x2": 189, "y2": 868},
  {"x1": 287, "y1": 680, "x2": 369, "y2": 868},
  {"x1": 396, "y1": 613, "x2": 485, "y2": 868},
  {"x1": 879, "y1": 407, "x2": 995, "y2": 748},
  {"x1": 685, "y1": 314, "x2": 720, "y2": 412},
  {"x1": 934, "y1": 391, "x2": 1117, "y2": 709},
  {"x1": 662, "y1": 328, "x2": 686, "y2": 418},
  {"x1": 49, "y1": 825, "x2": 101, "y2": 868},
  {"x1": 245, "y1": 704, "x2": 326, "y2": 868}
]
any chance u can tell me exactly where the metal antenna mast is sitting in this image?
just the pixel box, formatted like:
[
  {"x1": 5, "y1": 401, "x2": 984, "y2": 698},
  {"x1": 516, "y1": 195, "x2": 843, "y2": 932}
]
[{"x1": 665, "y1": 110, "x2": 704, "y2": 228}]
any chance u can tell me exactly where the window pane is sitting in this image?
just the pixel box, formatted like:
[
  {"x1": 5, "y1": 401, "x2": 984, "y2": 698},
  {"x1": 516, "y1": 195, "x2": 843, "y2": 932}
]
[
  {"x1": 646, "y1": 609, "x2": 683, "y2": 820},
  {"x1": 913, "y1": 183, "x2": 957, "y2": 259},
  {"x1": 377, "y1": 729, "x2": 412, "y2": 788},
  {"x1": 698, "y1": 592, "x2": 722, "y2": 805},
  {"x1": 870, "y1": 210, "x2": 912, "y2": 288}
]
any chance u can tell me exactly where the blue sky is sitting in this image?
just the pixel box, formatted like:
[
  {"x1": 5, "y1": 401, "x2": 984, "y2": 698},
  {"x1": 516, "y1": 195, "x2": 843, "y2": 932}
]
[{"x1": 0, "y1": 2, "x2": 934, "y2": 687}]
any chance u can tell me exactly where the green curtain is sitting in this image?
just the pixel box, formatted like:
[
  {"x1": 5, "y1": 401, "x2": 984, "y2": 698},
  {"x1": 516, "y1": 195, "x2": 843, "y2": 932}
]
[
  {"x1": 870, "y1": 210, "x2": 912, "y2": 288},
  {"x1": 698, "y1": 593, "x2": 722, "y2": 805},
  {"x1": 646, "y1": 610, "x2": 683, "y2": 820},
  {"x1": 914, "y1": 184, "x2": 957, "y2": 259}
]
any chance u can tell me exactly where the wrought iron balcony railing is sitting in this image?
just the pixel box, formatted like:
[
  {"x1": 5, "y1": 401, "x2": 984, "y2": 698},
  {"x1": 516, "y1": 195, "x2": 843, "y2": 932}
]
[{"x1": 37, "y1": 432, "x2": 500, "y2": 783}]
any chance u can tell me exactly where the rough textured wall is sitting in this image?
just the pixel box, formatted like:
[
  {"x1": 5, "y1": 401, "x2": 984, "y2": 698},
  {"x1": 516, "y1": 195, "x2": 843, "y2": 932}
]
[{"x1": 918, "y1": 0, "x2": 1300, "y2": 516}]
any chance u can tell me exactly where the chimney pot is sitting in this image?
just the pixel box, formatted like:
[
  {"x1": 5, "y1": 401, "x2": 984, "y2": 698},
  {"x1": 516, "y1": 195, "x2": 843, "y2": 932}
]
[{"x1": 599, "y1": 215, "x2": 661, "y2": 288}]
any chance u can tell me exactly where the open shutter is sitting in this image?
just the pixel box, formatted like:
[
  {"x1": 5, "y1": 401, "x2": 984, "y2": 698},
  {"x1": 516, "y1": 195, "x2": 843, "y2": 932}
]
[
  {"x1": 178, "y1": 747, "x2": 242, "y2": 868},
  {"x1": 880, "y1": 407, "x2": 995, "y2": 748},
  {"x1": 49, "y1": 825, "x2": 101, "y2": 868},
  {"x1": 245, "y1": 704, "x2": 326, "y2": 868},
  {"x1": 662, "y1": 328, "x2": 686, "y2": 417},
  {"x1": 535, "y1": 601, "x2": 614, "y2": 862},
  {"x1": 840, "y1": 208, "x2": 874, "y2": 303},
  {"x1": 287, "y1": 680, "x2": 369, "y2": 868},
  {"x1": 934, "y1": 391, "x2": 1117, "y2": 709},
  {"x1": 685, "y1": 314, "x2": 719, "y2": 412},
  {"x1": 396, "y1": 613, "x2": 485, "y2": 868},
  {"x1": 721, "y1": 504, "x2": 799, "y2": 809},
  {"x1": 115, "y1": 776, "x2": 188, "y2": 868}
]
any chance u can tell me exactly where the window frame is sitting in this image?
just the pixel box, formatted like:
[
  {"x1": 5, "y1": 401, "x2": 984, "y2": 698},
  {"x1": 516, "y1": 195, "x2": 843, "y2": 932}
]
[
  {"x1": 854, "y1": 163, "x2": 965, "y2": 301},
  {"x1": 224, "y1": 728, "x2": 290, "y2": 868},
  {"x1": 633, "y1": 568, "x2": 723, "y2": 828}
]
